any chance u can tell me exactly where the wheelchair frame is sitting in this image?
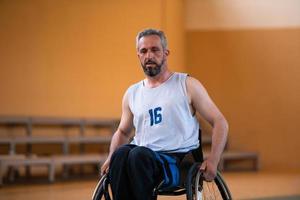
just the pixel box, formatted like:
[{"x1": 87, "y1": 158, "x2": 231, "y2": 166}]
[{"x1": 92, "y1": 131, "x2": 232, "y2": 200}]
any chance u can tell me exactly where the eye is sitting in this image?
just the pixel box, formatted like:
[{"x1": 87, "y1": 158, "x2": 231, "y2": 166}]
[
  {"x1": 139, "y1": 48, "x2": 147, "y2": 54},
  {"x1": 151, "y1": 47, "x2": 161, "y2": 53}
]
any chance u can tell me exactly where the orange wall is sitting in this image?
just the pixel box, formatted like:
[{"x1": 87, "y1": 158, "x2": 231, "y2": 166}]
[
  {"x1": 1, "y1": 0, "x2": 300, "y2": 171},
  {"x1": 185, "y1": 0, "x2": 300, "y2": 171},
  {"x1": 0, "y1": 0, "x2": 185, "y2": 118},
  {"x1": 186, "y1": 29, "x2": 300, "y2": 170}
]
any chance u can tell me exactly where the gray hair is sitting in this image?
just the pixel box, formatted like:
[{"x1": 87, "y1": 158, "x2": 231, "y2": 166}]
[{"x1": 136, "y1": 28, "x2": 168, "y2": 50}]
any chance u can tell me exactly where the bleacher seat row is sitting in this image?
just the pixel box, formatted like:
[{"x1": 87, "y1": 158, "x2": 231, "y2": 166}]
[{"x1": 0, "y1": 116, "x2": 259, "y2": 186}]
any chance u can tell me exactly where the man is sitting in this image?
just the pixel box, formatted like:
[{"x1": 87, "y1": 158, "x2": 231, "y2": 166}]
[{"x1": 101, "y1": 28, "x2": 228, "y2": 200}]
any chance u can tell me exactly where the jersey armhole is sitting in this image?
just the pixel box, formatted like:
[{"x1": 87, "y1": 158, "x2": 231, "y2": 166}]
[{"x1": 182, "y1": 74, "x2": 196, "y2": 117}]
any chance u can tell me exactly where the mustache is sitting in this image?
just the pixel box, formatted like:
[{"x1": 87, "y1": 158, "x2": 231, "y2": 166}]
[{"x1": 145, "y1": 60, "x2": 157, "y2": 65}]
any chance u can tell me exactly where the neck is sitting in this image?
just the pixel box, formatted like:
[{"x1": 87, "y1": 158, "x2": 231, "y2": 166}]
[{"x1": 144, "y1": 69, "x2": 173, "y2": 88}]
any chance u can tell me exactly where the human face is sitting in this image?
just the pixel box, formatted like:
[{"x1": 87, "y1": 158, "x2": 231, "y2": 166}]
[{"x1": 137, "y1": 35, "x2": 168, "y2": 77}]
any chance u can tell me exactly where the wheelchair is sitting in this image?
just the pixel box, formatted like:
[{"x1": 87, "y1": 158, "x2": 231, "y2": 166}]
[{"x1": 92, "y1": 133, "x2": 232, "y2": 200}]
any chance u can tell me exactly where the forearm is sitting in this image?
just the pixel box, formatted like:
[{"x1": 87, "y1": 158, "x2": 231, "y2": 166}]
[
  {"x1": 208, "y1": 117, "x2": 229, "y2": 165},
  {"x1": 107, "y1": 129, "x2": 131, "y2": 160}
]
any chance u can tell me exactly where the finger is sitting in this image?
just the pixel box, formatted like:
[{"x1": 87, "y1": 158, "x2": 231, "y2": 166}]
[
  {"x1": 199, "y1": 162, "x2": 207, "y2": 172},
  {"x1": 100, "y1": 166, "x2": 106, "y2": 176},
  {"x1": 204, "y1": 170, "x2": 216, "y2": 182},
  {"x1": 206, "y1": 174, "x2": 215, "y2": 182},
  {"x1": 105, "y1": 167, "x2": 109, "y2": 174}
]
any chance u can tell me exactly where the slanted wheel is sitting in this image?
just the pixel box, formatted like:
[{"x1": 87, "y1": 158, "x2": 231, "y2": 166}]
[
  {"x1": 92, "y1": 174, "x2": 112, "y2": 200},
  {"x1": 186, "y1": 163, "x2": 232, "y2": 200}
]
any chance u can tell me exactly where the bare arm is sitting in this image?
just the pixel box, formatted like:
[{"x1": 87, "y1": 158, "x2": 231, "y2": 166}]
[
  {"x1": 100, "y1": 91, "x2": 134, "y2": 175},
  {"x1": 186, "y1": 76, "x2": 229, "y2": 181}
]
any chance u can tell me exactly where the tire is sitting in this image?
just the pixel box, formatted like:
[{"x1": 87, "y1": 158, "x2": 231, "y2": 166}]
[
  {"x1": 186, "y1": 163, "x2": 232, "y2": 200},
  {"x1": 92, "y1": 174, "x2": 112, "y2": 200}
]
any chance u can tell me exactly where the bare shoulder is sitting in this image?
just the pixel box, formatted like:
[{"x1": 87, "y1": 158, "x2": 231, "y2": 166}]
[
  {"x1": 186, "y1": 75, "x2": 208, "y2": 97},
  {"x1": 186, "y1": 75, "x2": 202, "y2": 85},
  {"x1": 123, "y1": 88, "x2": 130, "y2": 104}
]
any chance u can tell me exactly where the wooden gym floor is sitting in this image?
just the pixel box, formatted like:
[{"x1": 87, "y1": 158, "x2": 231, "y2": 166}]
[{"x1": 0, "y1": 170, "x2": 299, "y2": 200}]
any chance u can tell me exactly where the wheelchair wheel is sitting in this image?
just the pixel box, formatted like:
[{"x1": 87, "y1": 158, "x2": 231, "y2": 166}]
[
  {"x1": 92, "y1": 174, "x2": 112, "y2": 200},
  {"x1": 186, "y1": 163, "x2": 232, "y2": 200}
]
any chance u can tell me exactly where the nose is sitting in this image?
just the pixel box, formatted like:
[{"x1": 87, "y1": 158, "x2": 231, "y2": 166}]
[{"x1": 145, "y1": 50, "x2": 154, "y2": 60}]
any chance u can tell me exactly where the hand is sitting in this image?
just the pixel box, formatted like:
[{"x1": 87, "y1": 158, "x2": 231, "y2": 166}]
[
  {"x1": 100, "y1": 158, "x2": 110, "y2": 176},
  {"x1": 199, "y1": 159, "x2": 218, "y2": 182}
]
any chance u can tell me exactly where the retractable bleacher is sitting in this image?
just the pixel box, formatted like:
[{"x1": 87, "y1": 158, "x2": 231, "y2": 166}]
[
  {"x1": 0, "y1": 116, "x2": 118, "y2": 186},
  {"x1": 0, "y1": 116, "x2": 259, "y2": 186}
]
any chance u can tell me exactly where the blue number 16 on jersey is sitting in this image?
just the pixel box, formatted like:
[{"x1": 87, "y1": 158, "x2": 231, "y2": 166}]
[{"x1": 148, "y1": 107, "x2": 162, "y2": 126}]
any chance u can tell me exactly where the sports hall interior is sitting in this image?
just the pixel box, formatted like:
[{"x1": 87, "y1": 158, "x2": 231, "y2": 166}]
[{"x1": 0, "y1": 0, "x2": 299, "y2": 199}]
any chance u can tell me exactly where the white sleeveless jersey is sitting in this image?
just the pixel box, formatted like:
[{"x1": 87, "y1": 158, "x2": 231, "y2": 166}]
[{"x1": 127, "y1": 72, "x2": 199, "y2": 153}]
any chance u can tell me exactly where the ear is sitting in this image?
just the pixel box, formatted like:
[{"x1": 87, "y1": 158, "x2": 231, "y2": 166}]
[{"x1": 164, "y1": 49, "x2": 170, "y2": 56}]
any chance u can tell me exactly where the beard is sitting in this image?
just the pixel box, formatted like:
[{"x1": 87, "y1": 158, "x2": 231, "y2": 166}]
[{"x1": 141, "y1": 59, "x2": 164, "y2": 77}]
